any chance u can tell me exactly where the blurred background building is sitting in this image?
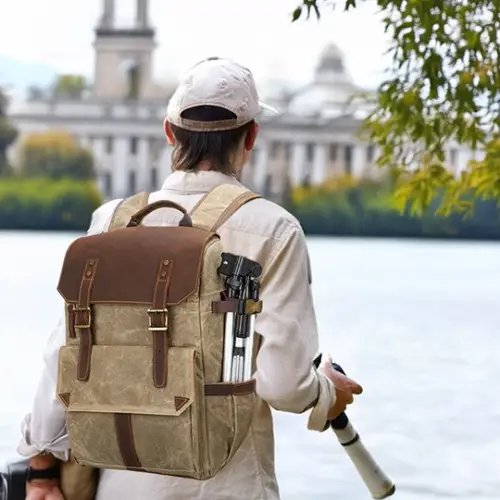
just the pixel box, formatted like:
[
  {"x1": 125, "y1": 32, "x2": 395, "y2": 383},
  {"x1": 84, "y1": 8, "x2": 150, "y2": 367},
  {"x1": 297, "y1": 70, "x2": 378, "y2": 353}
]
[{"x1": 6, "y1": 0, "x2": 473, "y2": 203}]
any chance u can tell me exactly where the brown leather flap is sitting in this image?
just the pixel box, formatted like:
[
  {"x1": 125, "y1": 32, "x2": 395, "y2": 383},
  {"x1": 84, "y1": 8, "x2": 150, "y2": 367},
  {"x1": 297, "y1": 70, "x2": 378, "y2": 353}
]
[{"x1": 57, "y1": 226, "x2": 213, "y2": 306}]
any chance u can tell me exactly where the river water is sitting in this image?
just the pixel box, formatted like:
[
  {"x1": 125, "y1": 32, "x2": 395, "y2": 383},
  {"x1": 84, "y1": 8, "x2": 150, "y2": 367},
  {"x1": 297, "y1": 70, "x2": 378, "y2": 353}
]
[{"x1": 0, "y1": 232, "x2": 498, "y2": 500}]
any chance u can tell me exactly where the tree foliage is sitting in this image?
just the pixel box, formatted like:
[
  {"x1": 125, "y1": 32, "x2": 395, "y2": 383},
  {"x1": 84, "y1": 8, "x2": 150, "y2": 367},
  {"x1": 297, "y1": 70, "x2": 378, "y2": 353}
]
[
  {"x1": 27, "y1": 85, "x2": 46, "y2": 102},
  {"x1": 51, "y1": 74, "x2": 88, "y2": 100},
  {"x1": 26, "y1": 75, "x2": 88, "y2": 102},
  {"x1": 0, "y1": 88, "x2": 18, "y2": 177},
  {"x1": 19, "y1": 130, "x2": 95, "y2": 180},
  {"x1": 291, "y1": 0, "x2": 500, "y2": 215}
]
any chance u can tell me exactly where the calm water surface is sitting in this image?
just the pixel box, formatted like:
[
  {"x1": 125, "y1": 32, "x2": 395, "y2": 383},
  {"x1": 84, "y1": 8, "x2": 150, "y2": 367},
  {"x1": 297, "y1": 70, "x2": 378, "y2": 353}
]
[{"x1": 0, "y1": 232, "x2": 498, "y2": 500}]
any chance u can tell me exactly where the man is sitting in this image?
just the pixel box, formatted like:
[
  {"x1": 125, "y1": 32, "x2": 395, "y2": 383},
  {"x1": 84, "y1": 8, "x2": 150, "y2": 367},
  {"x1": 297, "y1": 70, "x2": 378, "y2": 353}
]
[{"x1": 20, "y1": 57, "x2": 362, "y2": 500}]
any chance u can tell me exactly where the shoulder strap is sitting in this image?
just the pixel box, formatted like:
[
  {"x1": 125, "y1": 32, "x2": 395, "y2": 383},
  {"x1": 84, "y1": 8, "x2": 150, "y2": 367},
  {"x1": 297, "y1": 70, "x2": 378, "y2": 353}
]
[
  {"x1": 108, "y1": 191, "x2": 150, "y2": 231},
  {"x1": 189, "y1": 184, "x2": 261, "y2": 232}
]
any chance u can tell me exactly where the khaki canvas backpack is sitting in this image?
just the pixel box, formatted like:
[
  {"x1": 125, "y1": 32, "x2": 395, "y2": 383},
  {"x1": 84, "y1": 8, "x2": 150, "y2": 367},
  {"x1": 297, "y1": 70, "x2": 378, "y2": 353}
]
[{"x1": 55, "y1": 183, "x2": 263, "y2": 497}]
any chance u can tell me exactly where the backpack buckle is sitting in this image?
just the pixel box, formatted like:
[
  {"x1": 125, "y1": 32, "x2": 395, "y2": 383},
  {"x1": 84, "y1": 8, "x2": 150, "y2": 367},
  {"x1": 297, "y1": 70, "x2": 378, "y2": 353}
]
[
  {"x1": 147, "y1": 308, "x2": 169, "y2": 331},
  {"x1": 73, "y1": 306, "x2": 92, "y2": 329}
]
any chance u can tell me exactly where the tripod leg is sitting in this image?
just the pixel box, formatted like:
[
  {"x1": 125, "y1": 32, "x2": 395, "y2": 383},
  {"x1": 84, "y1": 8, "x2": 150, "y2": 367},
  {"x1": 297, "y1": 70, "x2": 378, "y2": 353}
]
[
  {"x1": 222, "y1": 313, "x2": 235, "y2": 382},
  {"x1": 243, "y1": 314, "x2": 256, "y2": 381}
]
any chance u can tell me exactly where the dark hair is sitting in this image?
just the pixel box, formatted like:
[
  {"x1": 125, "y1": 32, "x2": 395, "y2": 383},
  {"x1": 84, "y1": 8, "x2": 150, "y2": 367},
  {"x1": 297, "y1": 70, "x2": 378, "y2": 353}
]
[{"x1": 170, "y1": 105, "x2": 254, "y2": 175}]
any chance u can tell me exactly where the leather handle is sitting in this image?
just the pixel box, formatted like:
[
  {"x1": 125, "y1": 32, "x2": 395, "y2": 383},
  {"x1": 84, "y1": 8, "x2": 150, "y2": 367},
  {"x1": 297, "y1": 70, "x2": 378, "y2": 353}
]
[{"x1": 127, "y1": 200, "x2": 193, "y2": 227}]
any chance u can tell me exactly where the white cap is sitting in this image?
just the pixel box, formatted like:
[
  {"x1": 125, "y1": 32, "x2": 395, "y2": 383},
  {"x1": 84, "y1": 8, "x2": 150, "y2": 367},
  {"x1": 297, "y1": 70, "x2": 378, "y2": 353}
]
[{"x1": 166, "y1": 57, "x2": 278, "y2": 132}]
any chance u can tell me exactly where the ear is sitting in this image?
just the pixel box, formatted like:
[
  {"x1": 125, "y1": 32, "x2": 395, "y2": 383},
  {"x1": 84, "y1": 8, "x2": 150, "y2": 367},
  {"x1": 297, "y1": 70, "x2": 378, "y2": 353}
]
[
  {"x1": 164, "y1": 119, "x2": 175, "y2": 145},
  {"x1": 244, "y1": 122, "x2": 259, "y2": 151}
]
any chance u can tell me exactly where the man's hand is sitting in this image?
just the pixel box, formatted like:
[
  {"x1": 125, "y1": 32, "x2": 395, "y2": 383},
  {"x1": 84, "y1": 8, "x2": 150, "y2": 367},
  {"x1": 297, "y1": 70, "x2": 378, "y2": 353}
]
[
  {"x1": 26, "y1": 481, "x2": 64, "y2": 500},
  {"x1": 322, "y1": 356, "x2": 363, "y2": 420}
]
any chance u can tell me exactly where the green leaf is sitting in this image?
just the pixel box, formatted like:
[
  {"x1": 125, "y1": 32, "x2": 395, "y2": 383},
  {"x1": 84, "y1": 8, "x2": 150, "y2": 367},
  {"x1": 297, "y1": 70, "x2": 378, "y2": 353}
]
[
  {"x1": 292, "y1": 6, "x2": 302, "y2": 21},
  {"x1": 289, "y1": 0, "x2": 500, "y2": 217}
]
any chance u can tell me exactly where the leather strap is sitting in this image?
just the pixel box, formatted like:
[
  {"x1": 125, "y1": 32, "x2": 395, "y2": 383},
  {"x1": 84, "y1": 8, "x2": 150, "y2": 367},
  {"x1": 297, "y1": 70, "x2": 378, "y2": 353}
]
[
  {"x1": 75, "y1": 258, "x2": 99, "y2": 381},
  {"x1": 149, "y1": 259, "x2": 172, "y2": 388},
  {"x1": 114, "y1": 414, "x2": 143, "y2": 471},
  {"x1": 204, "y1": 380, "x2": 255, "y2": 396},
  {"x1": 66, "y1": 303, "x2": 76, "y2": 339}
]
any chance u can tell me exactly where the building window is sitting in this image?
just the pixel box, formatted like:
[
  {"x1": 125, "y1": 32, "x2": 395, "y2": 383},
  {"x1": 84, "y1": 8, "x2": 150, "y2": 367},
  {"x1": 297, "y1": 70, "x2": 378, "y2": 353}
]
[
  {"x1": 450, "y1": 148, "x2": 458, "y2": 167},
  {"x1": 329, "y1": 144, "x2": 338, "y2": 162},
  {"x1": 284, "y1": 143, "x2": 291, "y2": 162},
  {"x1": 366, "y1": 145, "x2": 375, "y2": 163},
  {"x1": 128, "y1": 171, "x2": 137, "y2": 195},
  {"x1": 103, "y1": 172, "x2": 112, "y2": 197},
  {"x1": 249, "y1": 149, "x2": 259, "y2": 166},
  {"x1": 305, "y1": 143, "x2": 315, "y2": 162},
  {"x1": 263, "y1": 174, "x2": 273, "y2": 197},
  {"x1": 126, "y1": 63, "x2": 140, "y2": 100},
  {"x1": 149, "y1": 137, "x2": 162, "y2": 160},
  {"x1": 150, "y1": 167, "x2": 158, "y2": 190},
  {"x1": 344, "y1": 145, "x2": 353, "y2": 175},
  {"x1": 269, "y1": 142, "x2": 279, "y2": 159},
  {"x1": 130, "y1": 137, "x2": 139, "y2": 155},
  {"x1": 105, "y1": 136, "x2": 113, "y2": 154}
]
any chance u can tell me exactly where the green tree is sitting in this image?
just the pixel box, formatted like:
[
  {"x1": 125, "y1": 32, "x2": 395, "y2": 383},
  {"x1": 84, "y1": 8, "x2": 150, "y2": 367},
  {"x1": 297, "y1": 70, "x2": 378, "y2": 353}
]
[
  {"x1": 51, "y1": 74, "x2": 88, "y2": 100},
  {"x1": 27, "y1": 86, "x2": 47, "y2": 101},
  {"x1": 0, "y1": 88, "x2": 18, "y2": 177},
  {"x1": 20, "y1": 130, "x2": 95, "y2": 180},
  {"x1": 291, "y1": 0, "x2": 500, "y2": 215}
]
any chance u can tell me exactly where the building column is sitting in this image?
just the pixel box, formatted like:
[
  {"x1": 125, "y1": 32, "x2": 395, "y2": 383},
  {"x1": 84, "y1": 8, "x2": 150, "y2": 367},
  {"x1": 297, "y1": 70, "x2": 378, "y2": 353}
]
[
  {"x1": 99, "y1": 0, "x2": 115, "y2": 28},
  {"x1": 351, "y1": 143, "x2": 366, "y2": 178},
  {"x1": 158, "y1": 143, "x2": 173, "y2": 183},
  {"x1": 290, "y1": 143, "x2": 305, "y2": 186},
  {"x1": 79, "y1": 136, "x2": 92, "y2": 150},
  {"x1": 241, "y1": 150, "x2": 258, "y2": 189},
  {"x1": 113, "y1": 137, "x2": 129, "y2": 198},
  {"x1": 136, "y1": 0, "x2": 149, "y2": 28},
  {"x1": 253, "y1": 143, "x2": 269, "y2": 194},
  {"x1": 456, "y1": 149, "x2": 470, "y2": 175},
  {"x1": 91, "y1": 137, "x2": 106, "y2": 195},
  {"x1": 311, "y1": 143, "x2": 328, "y2": 184},
  {"x1": 136, "y1": 138, "x2": 150, "y2": 191}
]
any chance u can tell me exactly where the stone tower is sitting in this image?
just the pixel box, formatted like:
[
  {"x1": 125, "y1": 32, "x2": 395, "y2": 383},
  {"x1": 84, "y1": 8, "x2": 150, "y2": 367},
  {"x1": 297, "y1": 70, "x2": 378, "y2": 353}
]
[{"x1": 93, "y1": 0, "x2": 157, "y2": 101}]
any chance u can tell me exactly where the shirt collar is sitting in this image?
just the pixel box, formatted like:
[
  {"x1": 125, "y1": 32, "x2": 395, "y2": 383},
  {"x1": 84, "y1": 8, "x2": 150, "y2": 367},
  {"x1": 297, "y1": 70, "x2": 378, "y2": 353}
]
[{"x1": 161, "y1": 170, "x2": 243, "y2": 193}]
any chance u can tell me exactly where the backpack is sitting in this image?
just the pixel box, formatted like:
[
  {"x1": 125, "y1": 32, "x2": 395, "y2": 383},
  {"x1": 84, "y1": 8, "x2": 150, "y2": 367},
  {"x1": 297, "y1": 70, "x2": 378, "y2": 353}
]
[{"x1": 55, "y1": 183, "x2": 263, "y2": 482}]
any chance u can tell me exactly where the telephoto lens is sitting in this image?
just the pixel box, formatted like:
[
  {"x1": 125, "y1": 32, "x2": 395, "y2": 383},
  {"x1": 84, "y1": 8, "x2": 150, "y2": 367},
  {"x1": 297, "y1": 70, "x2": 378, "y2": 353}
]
[
  {"x1": 2, "y1": 460, "x2": 29, "y2": 500},
  {"x1": 0, "y1": 472, "x2": 7, "y2": 500}
]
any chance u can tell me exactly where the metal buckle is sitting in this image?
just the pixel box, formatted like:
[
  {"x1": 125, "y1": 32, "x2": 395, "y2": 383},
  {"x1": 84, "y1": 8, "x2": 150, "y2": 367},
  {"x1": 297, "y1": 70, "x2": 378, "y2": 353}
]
[
  {"x1": 147, "y1": 308, "x2": 168, "y2": 332},
  {"x1": 73, "y1": 306, "x2": 92, "y2": 329}
]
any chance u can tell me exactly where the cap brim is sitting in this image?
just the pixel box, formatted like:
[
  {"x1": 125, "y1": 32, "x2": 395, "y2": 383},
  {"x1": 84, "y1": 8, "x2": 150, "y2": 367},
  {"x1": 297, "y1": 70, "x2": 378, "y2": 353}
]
[{"x1": 259, "y1": 100, "x2": 280, "y2": 115}]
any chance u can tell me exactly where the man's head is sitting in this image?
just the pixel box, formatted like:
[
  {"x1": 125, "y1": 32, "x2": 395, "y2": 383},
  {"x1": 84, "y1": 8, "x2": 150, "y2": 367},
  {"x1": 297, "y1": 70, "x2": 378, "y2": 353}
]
[{"x1": 164, "y1": 57, "x2": 276, "y2": 175}]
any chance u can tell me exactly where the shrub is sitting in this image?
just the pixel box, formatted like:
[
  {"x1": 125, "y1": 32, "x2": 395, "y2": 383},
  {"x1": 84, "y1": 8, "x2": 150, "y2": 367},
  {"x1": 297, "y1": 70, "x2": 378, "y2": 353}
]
[{"x1": 0, "y1": 178, "x2": 102, "y2": 231}]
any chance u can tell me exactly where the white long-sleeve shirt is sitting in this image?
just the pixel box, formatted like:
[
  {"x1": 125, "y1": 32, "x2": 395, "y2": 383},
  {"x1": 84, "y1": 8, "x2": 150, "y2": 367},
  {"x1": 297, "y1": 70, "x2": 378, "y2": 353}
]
[{"x1": 18, "y1": 170, "x2": 336, "y2": 500}]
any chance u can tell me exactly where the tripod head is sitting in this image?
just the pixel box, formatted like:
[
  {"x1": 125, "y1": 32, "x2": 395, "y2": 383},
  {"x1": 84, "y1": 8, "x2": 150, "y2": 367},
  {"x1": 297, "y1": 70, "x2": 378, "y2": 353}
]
[{"x1": 217, "y1": 253, "x2": 262, "y2": 296}]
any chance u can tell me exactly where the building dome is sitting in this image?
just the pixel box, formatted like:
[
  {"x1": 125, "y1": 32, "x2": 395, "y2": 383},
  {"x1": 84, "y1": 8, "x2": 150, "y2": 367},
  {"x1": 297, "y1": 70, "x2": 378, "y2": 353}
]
[
  {"x1": 314, "y1": 42, "x2": 352, "y2": 86},
  {"x1": 317, "y1": 43, "x2": 345, "y2": 73},
  {"x1": 287, "y1": 41, "x2": 360, "y2": 117}
]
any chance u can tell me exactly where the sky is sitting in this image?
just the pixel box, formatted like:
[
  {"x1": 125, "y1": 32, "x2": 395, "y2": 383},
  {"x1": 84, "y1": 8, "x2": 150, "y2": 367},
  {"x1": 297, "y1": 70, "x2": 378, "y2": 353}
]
[{"x1": 0, "y1": 0, "x2": 391, "y2": 92}]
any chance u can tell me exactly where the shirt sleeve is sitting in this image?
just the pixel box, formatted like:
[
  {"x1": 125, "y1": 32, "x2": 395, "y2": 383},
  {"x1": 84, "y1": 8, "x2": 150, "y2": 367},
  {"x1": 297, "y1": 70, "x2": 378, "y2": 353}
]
[
  {"x1": 17, "y1": 199, "x2": 121, "y2": 460},
  {"x1": 253, "y1": 222, "x2": 337, "y2": 431}
]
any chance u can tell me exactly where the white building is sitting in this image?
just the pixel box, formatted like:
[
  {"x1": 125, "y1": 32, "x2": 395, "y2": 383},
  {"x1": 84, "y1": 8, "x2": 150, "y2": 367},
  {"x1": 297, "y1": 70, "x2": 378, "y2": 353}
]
[{"x1": 7, "y1": 0, "x2": 474, "y2": 203}]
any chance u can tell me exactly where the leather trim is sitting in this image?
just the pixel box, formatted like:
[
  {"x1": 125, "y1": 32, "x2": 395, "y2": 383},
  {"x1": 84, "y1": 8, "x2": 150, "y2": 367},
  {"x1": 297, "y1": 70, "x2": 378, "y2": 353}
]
[
  {"x1": 57, "y1": 226, "x2": 213, "y2": 306},
  {"x1": 114, "y1": 414, "x2": 143, "y2": 471},
  {"x1": 204, "y1": 380, "x2": 255, "y2": 396}
]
